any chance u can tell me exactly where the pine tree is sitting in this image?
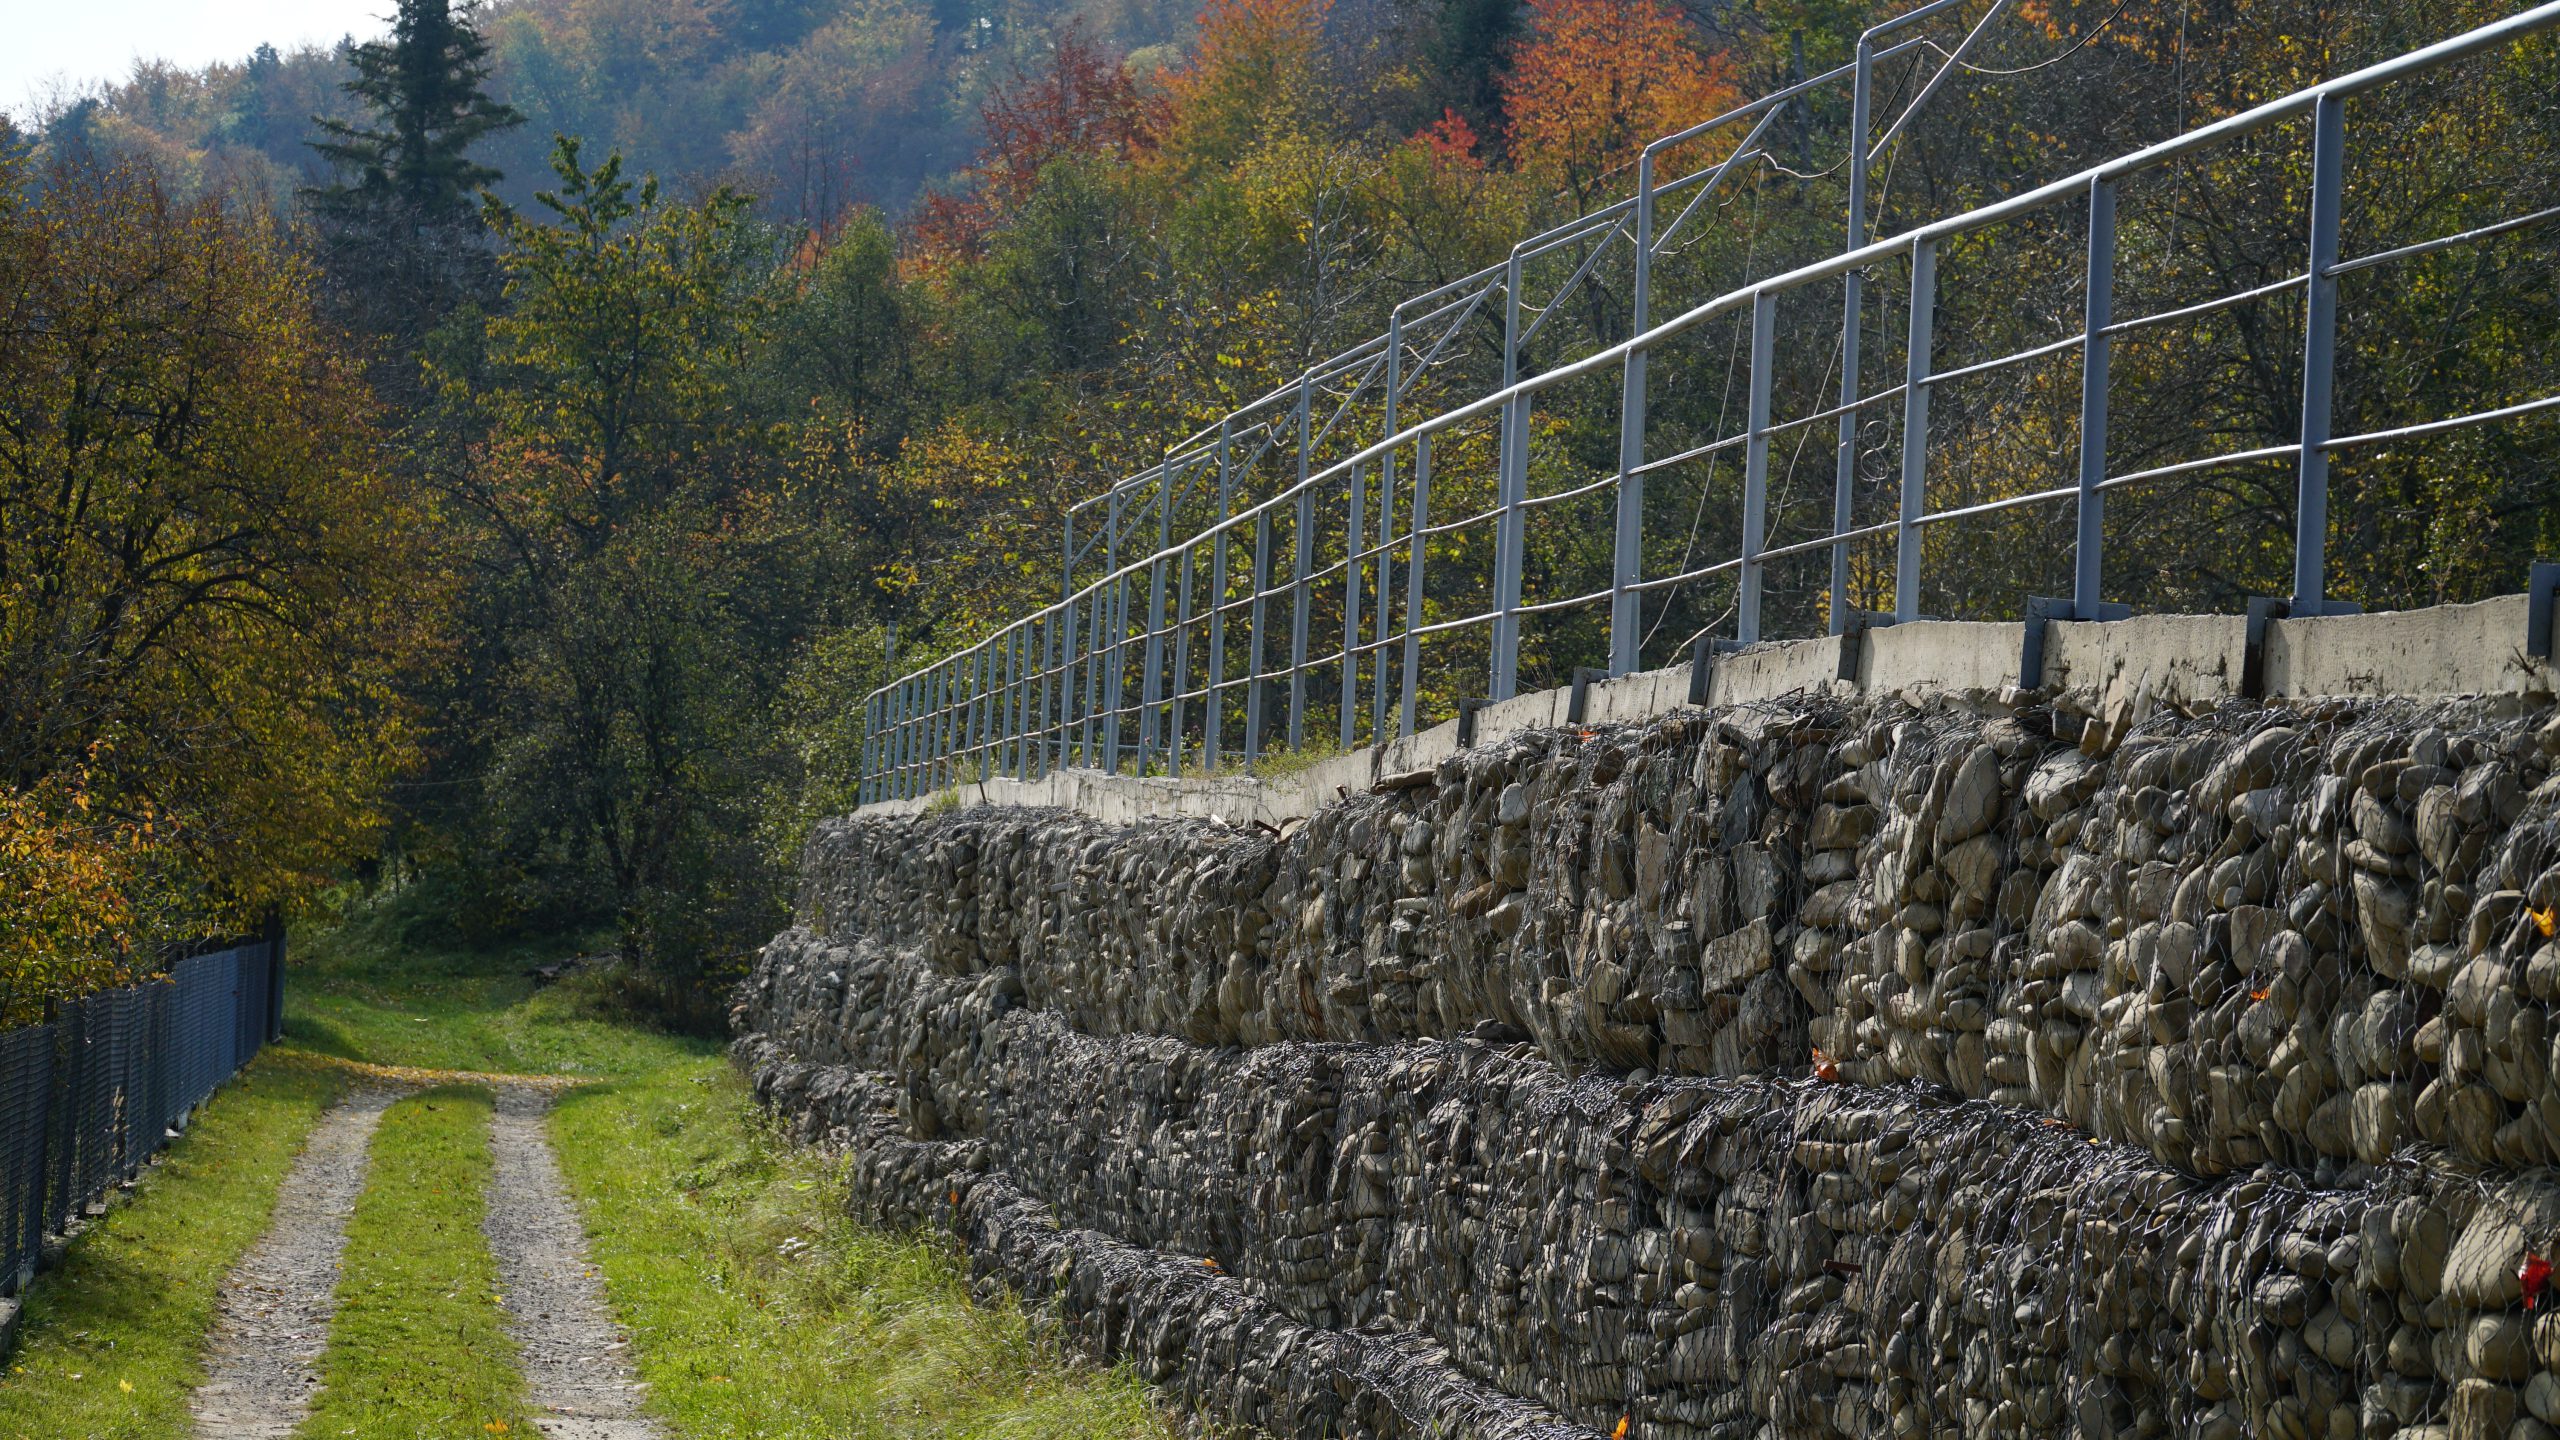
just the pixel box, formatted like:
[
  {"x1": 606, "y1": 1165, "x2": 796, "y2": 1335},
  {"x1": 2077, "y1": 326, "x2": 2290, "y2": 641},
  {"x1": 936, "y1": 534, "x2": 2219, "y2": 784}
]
[{"x1": 306, "y1": 0, "x2": 522, "y2": 349}]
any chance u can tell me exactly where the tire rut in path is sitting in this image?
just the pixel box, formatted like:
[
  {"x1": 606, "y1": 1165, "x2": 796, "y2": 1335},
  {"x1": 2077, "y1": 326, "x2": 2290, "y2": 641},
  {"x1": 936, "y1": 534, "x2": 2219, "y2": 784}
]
[
  {"x1": 484, "y1": 1086, "x2": 666, "y2": 1440},
  {"x1": 189, "y1": 1088, "x2": 398, "y2": 1440}
]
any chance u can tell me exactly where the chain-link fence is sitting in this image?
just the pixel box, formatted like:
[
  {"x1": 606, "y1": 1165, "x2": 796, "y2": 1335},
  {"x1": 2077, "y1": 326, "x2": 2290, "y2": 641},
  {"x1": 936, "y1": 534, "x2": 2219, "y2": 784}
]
[{"x1": 0, "y1": 927, "x2": 283, "y2": 1289}]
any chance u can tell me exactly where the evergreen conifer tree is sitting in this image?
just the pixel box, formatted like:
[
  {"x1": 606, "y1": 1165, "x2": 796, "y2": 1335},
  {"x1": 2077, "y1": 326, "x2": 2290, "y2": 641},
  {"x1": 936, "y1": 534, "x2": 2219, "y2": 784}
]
[{"x1": 306, "y1": 0, "x2": 522, "y2": 351}]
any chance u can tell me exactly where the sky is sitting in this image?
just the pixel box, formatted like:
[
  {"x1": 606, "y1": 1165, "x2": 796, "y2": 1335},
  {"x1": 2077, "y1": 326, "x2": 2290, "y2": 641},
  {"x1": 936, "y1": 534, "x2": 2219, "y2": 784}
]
[{"x1": 3, "y1": 0, "x2": 393, "y2": 120}]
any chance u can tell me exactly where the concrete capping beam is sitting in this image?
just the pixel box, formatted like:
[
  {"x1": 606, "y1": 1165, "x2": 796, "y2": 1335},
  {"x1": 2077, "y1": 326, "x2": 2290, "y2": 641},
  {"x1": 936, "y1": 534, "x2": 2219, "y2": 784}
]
[
  {"x1": 2043, "y1": 613, "x2": 2251, "y2": 715},
  {"x1": 1858, "y1": 620, "x2": 2021, "y2": 697},
  {"x1": 856, "y1": 595, "x2": 2560, "y2": 823},
  {"x1": 2263, "y1": 593, "x2": 2550, "y2": 700}
]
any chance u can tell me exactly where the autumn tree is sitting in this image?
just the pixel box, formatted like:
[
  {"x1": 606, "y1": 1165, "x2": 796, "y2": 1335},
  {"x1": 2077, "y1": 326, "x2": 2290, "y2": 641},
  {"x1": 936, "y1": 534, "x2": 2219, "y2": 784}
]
[
  {"x1": 0, "y1": 152, "x2": 438, "y2": 961},
  {"x1": 913, "y1": 28, "x2": 1165, "y2": 263},
  {"x1": 1155, "y1": 0, "x2": 1333, "y2": 173},
  {"x1": 1503, "y1": 0, "x2": 1740, "y2": 206}
]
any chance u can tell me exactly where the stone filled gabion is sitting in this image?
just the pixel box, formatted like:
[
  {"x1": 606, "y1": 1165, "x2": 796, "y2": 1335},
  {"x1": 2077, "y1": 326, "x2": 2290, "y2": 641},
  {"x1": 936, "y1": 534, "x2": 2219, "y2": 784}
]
[{"x1": 735, "y1": 688, "x2": 2560, "y2": 1440}]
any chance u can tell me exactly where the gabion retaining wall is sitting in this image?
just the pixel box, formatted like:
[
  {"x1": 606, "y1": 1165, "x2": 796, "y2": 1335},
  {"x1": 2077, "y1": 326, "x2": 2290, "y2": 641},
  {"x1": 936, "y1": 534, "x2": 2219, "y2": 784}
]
[{"x1": 736, "y1": 688, "x2": 2560, "y2": 1440}]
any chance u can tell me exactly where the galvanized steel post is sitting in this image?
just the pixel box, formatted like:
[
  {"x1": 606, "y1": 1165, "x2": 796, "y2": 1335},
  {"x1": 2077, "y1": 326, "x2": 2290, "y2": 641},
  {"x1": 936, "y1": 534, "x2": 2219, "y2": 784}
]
[
  {"x1": 1739, "y1": 290, "x2": 1777, "y2": 642},
  {"x1": 1246, "y1": 430, "x2": 1273, "y2": 766},
  {"x1": 2293, "y1": 92, "x2": 2345, "y2": 617},
  {"x1": 1373, "y1": 315, "x2": 1400, "y2": 742},
  {"x1": 1609, "y1": 151, "x2": 1656, "y2": 675},
  {"x1": 1288, "y1": 375, "x2": 1314, "y2": 750},
  {"x1": 1400, "y1": 435, "x2": 1432, "y2": 737},
  {"x1": 1341, "y1": 457, "x2": 1365, "y2": 750},
  {"x1": 1896, "y1": 235, "x2": 1938, "y2": 623},
  {"x1": 1492, "y1": 252, "x2": 1528, "y2": 699},
  {"x1": 1171, "y1": 527, "x2": 1195, "y2": 776},
  {"x1": 2075, "y1": 175, "x2": 2115, "y2": 618},
  {"x1": 1139, "y1": 456, "x2": 1173, "y2": 770},
  {"x1": 1830, "y1": 38, "x2": 1874, "y2": 633},
  {"x1": 1208, "y1": 420, "x2": 1234, "y2": 772}
]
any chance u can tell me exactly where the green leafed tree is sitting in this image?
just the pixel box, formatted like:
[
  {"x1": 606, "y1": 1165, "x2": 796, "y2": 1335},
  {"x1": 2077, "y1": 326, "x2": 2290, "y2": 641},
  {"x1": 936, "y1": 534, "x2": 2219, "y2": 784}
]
[{"x1": 427, "y1": 137, "x2": 795, "y2": 1015}]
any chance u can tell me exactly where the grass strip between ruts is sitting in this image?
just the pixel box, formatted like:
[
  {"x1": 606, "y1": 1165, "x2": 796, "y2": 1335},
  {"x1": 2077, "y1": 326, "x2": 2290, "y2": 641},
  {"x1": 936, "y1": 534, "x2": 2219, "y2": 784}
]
[
  {"x1": 547, "y1": 1055, "x2": 1177, "y2": 1440},
  {"x1": 0, "y1": 1052, "x2": 348, "y2": 1440},
  {"x1": 295, "y1": 1082, "x2": 533, "y2": 1440}
]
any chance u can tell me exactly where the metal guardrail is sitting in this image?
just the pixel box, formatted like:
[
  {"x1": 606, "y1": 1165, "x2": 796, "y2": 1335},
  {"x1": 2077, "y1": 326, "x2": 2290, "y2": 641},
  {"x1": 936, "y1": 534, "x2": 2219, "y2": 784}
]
[
  {"x1": 0, "y1": 932, "x2": 283, "y2": 1287},
  {"x1": 860, "y1": 1, "x2": 2560, "y2": 802}
]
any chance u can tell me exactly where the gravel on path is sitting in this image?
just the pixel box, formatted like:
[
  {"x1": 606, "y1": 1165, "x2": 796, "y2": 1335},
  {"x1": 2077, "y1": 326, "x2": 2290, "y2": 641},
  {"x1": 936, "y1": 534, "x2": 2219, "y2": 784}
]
[
  {"x1": 188, "y1": 1088, "x2": 398, "y2": 1440},
  {"x1": 483, "y1": 1086, "x2": 667, "y2": 1440}
]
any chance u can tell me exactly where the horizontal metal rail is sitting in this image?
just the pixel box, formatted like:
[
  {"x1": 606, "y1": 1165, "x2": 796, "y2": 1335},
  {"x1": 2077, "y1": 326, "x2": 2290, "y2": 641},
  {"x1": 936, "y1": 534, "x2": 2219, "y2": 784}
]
[{"x1": 860, "y1": 1, "x2": 2560, "y2": 802}]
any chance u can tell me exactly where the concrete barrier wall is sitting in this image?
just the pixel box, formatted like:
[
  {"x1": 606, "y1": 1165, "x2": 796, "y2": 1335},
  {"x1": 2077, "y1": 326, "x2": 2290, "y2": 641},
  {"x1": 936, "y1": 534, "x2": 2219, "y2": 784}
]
[{"x1": 863, "y1": 595, "x2": 2556, "y2": 830}]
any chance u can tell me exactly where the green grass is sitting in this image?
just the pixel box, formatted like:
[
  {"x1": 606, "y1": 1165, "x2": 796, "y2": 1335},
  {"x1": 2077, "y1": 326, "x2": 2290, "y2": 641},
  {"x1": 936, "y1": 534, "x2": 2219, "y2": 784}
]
[
  {"x1": 548, "y1": 1056, "x2": 1179, "y2": 1440},
  {"x1": 0, "y1": 882, "x2": 1174, "y2": 1440},
  {"x1": 297, "y1": 1083, "x2": 530, "y2": 1440},
  {"x1": 283, "y1": 894, "x2": 719, "y2": 1079},
  {"x1": 0, "y1": 1054, "x2": 348, "y2": 1440}
]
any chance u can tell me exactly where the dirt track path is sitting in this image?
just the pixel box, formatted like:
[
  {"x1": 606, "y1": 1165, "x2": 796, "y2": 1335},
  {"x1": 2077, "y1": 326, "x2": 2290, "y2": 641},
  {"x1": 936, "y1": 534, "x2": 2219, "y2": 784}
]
[
  {"x1": 188, "y1": 1089, "x2": 396, "y2": 1440},
  {"x1": 484, "y1": 1086, "x2": 666, "y2": 1440}
]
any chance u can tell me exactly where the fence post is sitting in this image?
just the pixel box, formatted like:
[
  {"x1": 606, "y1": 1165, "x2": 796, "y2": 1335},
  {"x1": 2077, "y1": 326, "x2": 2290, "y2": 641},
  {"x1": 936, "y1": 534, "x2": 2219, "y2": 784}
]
[
  {"x1": 1032, "y1": 613, "x2": 1050, "y2": 781},
  {"x1": 915, "y1": 672, "x2": 929, "y2": 797},
  {"x1": 915, "y1": 665, "x2": 933, "y2": 794},
  {"x1": 968, "y1": 644, "x2": 988, "y2": 783},
  {"x1": 897, "y1": 677, "x2": 917, "y2": 799},
  {"x1": 2076, "y1": 175, "x2": 2117, "y2": 619},
  {"x1": 1400, "y1": 435, "x2": 1433, "y2": 737},
  {"x1": 1058, "y1": 559, "x2": 1079, "y2": 775},
  {"x1": 1739, "y1": 291, "x2": 1778, "y2": 643},
  {"x1": 1085, "y1": 490, "x2": 1117, "y2": 768},
  {"x1": 1830, "y1": 43, "x2": 1875, "y2": 633},
  {"x1": 1171, "y1": 532, "x2": 1195, "y2": 777},
  {"x1": 1288, "y1": 375, "x2": 1314, "y2": 750},
  {"x1": 21, "y1": 1004, "x2": 56, "y2": 1280},
  {"x1": 892, "y1": 685, "x2": 906, "y2": 799},
  {"x1": 1895, "y1": 235, "x2": 1938, "y2": 624},
  {"x1": 1492, "y1": 252, "x2": 1528, "y2": 699},
  {"x1": 957, "y1": 649, "x2": 974, "y2": 786},
  {"x1": 1010, "y1": 626, "x2": 1029, "y2": 781},
  {"x1": 858, "y1": 694, "x2": 876, "y2": 806},
  {"x1": 922, "y1": 663, "x2": 942, "y2": 793},
  {"x1": 2293, "y1": 92, "x2": 2345, "y2": 617},
  {"x1": 931, "y1": 661, "x2": 952, "y2": 789},
  {"x1": 1247, "y1": 437, "x2": 1273, "y2": 767},
  {"x1": 1140, "y1": 456, "x2": 1173, "y2": 772},
  {"x1": 1105, "y1": 562, "x2": 1128, "y2": 774},
  {"x1": 1029, "y1": 618, "x2": 1049, "y2": 780},
  {"x1": 1341, "y1": 457, "x2": 1365, "y2": 751},
  {"x1": 1373, "y1": 320, "x2": 1400, "y2": 742},
  {"x1": 870, "y1": 693, "x2": 887, "y2": 804},
  {"x1": 1610, "y1": 151, "x2": 1656, "y2": 675},
  {"x1": 989, "y1": 638, "x2": 1003, "y2": 781},
  {"x1": 1208, "y1": 420, "x2": 1234, "y2": 773},
  {"x1": 266, "y1": 909, "x2": 286, "y2": 1044},
  {"x1": 49, "y1": 1003, "x2": 80, "y2": 1232}
]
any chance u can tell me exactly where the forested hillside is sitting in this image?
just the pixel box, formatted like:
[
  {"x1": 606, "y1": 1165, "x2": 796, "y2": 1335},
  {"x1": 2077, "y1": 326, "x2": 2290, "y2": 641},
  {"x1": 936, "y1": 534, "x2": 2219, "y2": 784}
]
[
  {"x1": 3, "y1": 0, "x2": 2552, "y2": 1024},
  {"x1": 22, "y1": 0, "x2": 1477, "y2": 225}
]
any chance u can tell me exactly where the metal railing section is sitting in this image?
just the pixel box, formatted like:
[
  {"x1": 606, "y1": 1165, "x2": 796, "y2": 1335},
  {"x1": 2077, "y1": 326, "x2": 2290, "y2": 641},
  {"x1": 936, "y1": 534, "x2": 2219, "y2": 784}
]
[{"x1": 860, "y1": 2, "x2": 2560, "y2": 803}]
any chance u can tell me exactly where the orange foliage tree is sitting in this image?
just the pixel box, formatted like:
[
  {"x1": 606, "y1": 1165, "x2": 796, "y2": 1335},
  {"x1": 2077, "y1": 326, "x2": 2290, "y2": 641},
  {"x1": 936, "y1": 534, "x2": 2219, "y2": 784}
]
[
  {"x1": 1502, "y1": 0, "x2": 1741, "y2": 205},
  {"x1": 914, "y1": 29, "x2": 1166, "y2": 263}
]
